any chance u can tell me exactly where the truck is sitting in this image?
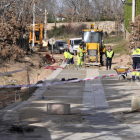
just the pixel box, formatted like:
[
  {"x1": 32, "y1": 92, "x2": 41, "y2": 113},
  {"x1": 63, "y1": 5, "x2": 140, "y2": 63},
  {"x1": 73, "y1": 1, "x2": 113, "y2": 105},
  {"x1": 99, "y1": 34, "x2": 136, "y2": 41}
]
[
  {"x1": 82, "y1": 23, "x2": 106, "y2": 66},
  {"x1": 68, "y1": 38, "x2": 82, "y2": 55}
]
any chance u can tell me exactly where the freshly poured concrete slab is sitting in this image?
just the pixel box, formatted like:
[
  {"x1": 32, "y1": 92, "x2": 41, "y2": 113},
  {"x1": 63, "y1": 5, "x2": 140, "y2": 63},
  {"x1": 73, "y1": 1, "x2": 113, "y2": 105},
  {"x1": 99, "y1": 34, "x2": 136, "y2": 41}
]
[
  {"x1": 82, "y1": 69, "x2": 129, "y2": 140},
  {"x1": 2, "y1": 66, "x2": 140, "y2": 140}
]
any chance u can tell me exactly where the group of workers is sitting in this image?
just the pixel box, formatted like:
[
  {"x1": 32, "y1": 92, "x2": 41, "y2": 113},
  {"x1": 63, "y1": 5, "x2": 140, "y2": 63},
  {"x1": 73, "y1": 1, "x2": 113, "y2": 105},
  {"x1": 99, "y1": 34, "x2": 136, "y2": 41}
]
[
  {"x1": 63, "y1": 42, "x2": 115, "y2": 70},
  {"x1": 63, "y1": 41, "x2": 140, "y2": 82},
  {"x1": 98, "y1": 45, "x2": 140, "y2": 82},
  {"x1": 106, "y1": 46, "x2": 140, "y2": 82},
  {"x1": 64, "y1": 43, "x2": 83, "y2": 70}
]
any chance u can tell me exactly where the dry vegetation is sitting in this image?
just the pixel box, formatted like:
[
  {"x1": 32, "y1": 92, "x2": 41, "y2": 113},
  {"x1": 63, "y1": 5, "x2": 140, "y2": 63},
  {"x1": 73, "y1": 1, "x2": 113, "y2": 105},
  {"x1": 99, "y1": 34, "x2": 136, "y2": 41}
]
[
  {"x1": 0, "y1": 1, "x2": 32, "y2": 62},
  {"x1": 126, "y1": 14, "x2": 140, "y2": 55}
]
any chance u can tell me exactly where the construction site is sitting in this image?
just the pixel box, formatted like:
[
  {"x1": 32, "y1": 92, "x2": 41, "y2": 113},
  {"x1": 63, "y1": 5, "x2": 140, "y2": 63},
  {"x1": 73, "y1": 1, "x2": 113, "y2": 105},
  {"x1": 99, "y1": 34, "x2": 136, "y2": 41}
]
[{"x1": 0, "y1": 0, "x2": 140, "y2": 140}]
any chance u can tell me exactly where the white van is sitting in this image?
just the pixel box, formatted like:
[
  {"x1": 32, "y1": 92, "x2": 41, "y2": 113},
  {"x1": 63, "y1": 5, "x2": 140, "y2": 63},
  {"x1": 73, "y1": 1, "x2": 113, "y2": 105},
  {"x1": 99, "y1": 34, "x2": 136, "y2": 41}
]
[{"x1": 68, "y1": 38, "x2": 82, "y2": 55}]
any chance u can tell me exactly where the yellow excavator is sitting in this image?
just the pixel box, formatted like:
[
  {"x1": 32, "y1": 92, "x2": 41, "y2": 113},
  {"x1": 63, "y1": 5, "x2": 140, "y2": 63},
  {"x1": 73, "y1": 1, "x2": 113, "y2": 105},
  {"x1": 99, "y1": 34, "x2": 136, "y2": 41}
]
[
  {"x1": 82, "y1": 23, "x2": 106, "y2": 66},
  {"x1": 29, "y1": 23, "x2": 43, "y2": 47}
]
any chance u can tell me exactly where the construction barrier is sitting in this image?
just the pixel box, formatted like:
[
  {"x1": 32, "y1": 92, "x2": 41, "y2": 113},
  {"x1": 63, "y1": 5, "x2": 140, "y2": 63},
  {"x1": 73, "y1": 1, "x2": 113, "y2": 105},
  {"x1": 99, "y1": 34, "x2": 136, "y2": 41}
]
[
  {"x1": 0, "y1": 69, "x2": 136, "y2": 89},
  {"x1": 0, "y1": 69, "x2": 27, "y2": 76}
]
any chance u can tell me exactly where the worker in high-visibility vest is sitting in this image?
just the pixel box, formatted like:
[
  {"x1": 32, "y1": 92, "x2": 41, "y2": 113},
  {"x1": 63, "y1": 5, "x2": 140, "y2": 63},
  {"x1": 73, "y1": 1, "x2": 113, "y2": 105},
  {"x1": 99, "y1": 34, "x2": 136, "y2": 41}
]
[
  {"x1": 132, "y1": 46, "x2": 140, "y2": 82},
  {"x1": 77, "y1": 43, "x2": 83, "y2": 69},
  {"x1": 105, "y1": 46, "x2": 114, "y2": 70},
  {"x1": 64, "y1": 45, "x2": 76, "y2": 69}
]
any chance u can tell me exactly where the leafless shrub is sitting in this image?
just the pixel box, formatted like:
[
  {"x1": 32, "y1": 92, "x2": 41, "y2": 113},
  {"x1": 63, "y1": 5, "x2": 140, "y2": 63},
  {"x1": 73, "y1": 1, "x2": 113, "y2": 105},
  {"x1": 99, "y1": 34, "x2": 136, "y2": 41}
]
[{"x1": 125, "y1": 14, "x2": 140, "y2": 55}]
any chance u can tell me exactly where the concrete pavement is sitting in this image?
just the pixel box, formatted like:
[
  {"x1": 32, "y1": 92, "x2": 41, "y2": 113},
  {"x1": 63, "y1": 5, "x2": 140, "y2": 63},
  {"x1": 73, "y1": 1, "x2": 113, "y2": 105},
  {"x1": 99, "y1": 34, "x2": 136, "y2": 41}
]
[{"x1": 1, "y1": 67, "x2": 140, "y2": 140}]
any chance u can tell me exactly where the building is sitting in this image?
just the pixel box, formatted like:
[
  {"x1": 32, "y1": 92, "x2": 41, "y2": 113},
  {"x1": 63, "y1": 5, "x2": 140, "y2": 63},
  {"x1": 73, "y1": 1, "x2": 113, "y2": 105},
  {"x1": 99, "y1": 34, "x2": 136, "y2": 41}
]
[{"x1": 56, "y1": 14, "x2": 66, "y2": 22}]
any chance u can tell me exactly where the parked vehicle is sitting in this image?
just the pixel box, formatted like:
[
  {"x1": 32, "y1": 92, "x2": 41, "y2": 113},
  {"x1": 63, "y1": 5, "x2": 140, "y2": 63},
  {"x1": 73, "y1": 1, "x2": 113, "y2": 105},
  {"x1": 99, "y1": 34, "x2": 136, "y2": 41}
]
[
  {"x1": 48, "y1": 40, "x2": 67, "y2": 54},
  {"x1": 68, "y1": 38, "x2": 82, "y2": 55}
]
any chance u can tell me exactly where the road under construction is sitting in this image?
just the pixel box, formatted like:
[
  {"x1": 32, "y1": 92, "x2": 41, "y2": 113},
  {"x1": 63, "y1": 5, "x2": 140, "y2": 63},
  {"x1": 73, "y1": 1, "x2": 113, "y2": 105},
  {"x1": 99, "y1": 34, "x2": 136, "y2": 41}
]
[{"x1": 1, "y1": 61, "x2": 140, "y2": 140}]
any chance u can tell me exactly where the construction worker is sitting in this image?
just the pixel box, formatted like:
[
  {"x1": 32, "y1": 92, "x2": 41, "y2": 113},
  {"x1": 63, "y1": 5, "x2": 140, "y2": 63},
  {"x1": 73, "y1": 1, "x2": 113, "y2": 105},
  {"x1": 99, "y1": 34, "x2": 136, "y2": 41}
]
[
  {"x1": 132, "y1": 46, "x2": 140, "y2": 82},
  {"x1": 105, "y1": 46, "x2": 114, "y2": 70},
  {"x1": 77, "y1": 43, "x2": 83, "y2": 69},
  {"x1": 64, "y1": 45, "x2": 76, "y2": 69}
]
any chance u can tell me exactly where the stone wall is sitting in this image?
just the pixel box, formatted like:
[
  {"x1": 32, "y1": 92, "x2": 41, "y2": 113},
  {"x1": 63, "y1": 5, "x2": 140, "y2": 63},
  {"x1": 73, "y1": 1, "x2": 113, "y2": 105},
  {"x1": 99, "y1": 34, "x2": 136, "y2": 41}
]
[{"x1": 47, "y1": 21, "x2": 116, "y2": 34}]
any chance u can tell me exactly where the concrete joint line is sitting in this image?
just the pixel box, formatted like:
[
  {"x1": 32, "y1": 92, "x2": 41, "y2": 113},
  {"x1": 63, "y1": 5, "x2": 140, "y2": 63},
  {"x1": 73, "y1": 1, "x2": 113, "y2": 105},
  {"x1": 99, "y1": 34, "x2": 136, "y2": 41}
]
[{"x1": 82, "y1": 69, "x2": 122, "y2": 140}]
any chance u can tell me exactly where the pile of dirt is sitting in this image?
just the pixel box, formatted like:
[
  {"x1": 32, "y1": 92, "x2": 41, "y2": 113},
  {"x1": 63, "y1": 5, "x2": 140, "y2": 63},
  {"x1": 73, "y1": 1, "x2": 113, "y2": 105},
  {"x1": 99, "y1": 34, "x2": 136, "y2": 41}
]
[{"x1": 125, "y1": 14, "x2": 140, "y2": 54}]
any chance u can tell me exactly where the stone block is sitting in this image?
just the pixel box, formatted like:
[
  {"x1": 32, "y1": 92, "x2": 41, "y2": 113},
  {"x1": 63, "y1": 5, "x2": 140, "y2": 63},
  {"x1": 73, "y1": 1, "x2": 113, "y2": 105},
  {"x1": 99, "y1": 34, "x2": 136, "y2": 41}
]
[{"x1": 47, "y1": 103, "x2": 70, "y2": 115}]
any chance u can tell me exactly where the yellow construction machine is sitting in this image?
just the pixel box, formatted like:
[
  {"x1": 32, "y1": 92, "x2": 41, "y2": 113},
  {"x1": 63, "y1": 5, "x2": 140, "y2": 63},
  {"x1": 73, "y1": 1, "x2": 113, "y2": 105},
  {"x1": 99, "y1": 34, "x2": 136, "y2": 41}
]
[
  {"x1": 82, "y1": 23, "x2": 106, "y2": 66},
  {"x1": 29, "y1": 23, "x2": 43, "y2": 46}
]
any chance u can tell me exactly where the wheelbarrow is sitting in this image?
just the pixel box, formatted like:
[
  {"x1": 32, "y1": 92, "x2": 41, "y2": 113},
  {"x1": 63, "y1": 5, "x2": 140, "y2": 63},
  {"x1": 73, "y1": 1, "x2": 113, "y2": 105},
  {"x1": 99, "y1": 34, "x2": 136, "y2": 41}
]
[{"x1": 114, "y1": 67, "x2": 129, "y2": 80}]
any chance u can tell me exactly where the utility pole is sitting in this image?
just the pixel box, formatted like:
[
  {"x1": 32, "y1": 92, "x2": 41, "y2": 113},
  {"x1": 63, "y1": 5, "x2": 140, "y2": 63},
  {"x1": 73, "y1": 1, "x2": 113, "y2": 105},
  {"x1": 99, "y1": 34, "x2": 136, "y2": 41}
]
[
  {"x1": 44, "y1": 8, "x2": 48, "y2": 41},
  {"x1": 121, "y1": 0, "x2": 126, "y2": 39},
  {"x1": 123, "y1": 4, "x2": 125, "y2": 39},
  {"x1": 54, "y1": 0, "x2": 56, "y2": 28},
  {"x1": 132, "y1": 0, "x2": 135, "y2": 23},
  {"x1": 32, "y1": 0, "x2": 35, "y2": 51}
]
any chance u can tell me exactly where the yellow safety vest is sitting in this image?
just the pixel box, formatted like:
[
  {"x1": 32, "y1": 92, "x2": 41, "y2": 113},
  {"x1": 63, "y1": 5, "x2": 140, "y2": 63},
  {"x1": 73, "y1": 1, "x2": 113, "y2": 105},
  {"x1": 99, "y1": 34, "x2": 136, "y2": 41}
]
[
  {"x1": 132, "y1": 48, "x2": 140, "y2": 57},
  {"x1": 64, "y1": 51, "x2": 67, "y2": 58},
  {"x1": 107, "y1": 50, "x2": 113, "y2": 58},
  {"x1": 77, "y1": 47, "x2": 83, "y2": 57},
  {"x1": 64, "y1": 51, "x2": 73, "y2": 59}
]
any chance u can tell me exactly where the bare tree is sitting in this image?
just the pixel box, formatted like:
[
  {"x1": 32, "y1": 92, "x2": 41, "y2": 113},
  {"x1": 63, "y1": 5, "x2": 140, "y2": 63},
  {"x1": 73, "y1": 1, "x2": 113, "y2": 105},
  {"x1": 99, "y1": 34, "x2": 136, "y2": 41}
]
[
  {"x1": 61, "y1": 0, "x2": 92, "y2": 22},
  {"x1": 60, "y1": 0, "x2": 123, "y2": 22}
]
